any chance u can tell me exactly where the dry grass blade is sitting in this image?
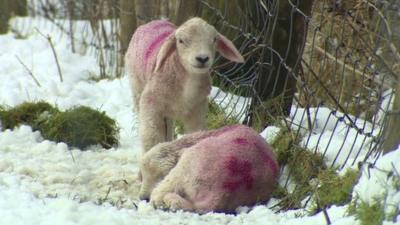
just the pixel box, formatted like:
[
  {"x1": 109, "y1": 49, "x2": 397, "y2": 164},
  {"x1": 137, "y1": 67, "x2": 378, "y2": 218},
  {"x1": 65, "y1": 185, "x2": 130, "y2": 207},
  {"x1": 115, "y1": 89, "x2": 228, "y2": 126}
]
[
  {"x1": 35, "y1": 28, "x2": 64, "y2": 82},
  {"x1": 15, "y1": 55, "x2": 41, "y2": 87}
]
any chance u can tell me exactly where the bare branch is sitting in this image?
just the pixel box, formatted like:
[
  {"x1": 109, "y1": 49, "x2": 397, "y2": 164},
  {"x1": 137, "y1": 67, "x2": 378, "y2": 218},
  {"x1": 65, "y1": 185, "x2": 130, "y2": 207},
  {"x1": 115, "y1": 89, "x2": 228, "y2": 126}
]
[
  {"x1": 35, "y1": 28, "x2": 64, "y2": 82},
  {"x1": 15, "y1": 55, "x2": 41, "y2": 87}
]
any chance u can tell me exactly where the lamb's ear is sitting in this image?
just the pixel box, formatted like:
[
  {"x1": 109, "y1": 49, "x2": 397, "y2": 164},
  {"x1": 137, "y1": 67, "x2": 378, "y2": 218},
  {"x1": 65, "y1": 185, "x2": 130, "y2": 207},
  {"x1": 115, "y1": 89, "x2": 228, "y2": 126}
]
[
  {"x1": 154, "y1": 32, "x2": 176, "y2": 72},
  {"x1": 216, "y1": 33, "x2": 244, "y2": 63}
]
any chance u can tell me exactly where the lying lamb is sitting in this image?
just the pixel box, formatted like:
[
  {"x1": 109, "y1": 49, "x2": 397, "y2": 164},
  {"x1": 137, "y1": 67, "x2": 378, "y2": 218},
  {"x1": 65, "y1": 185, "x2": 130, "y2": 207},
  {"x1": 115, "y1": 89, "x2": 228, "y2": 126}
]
[
  {"x1": 125, "y1": 17, "x2": 244, "y2": 152},
  {"x1": 139, "y1": 124, "x2": 279, "y2": 213}
]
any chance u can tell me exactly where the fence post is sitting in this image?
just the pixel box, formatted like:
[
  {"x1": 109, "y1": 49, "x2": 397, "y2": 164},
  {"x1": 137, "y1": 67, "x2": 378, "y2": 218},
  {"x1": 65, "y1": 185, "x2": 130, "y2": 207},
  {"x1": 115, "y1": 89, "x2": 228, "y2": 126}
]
[
  {"x1": 175, "y1": 0, "x2": 202, "y2": 25},
  {"x1": 248, "y1": 0, "x2": 315, "y2": 130},
  {"x1": 134, "y1": 0, "x2": 160, "y2": 26},
  {"x1": 0, "y1": 0, "x2": 10, "y2": 34},
  {"x1": 10, "y1": 0, "x2": 27, "y2": 17},
  {"x1": 382, "y1": 83, "x2": 400, "y2": 153},
  {"x1": 379, "y1": 1, "x2": 400, "y2": 153},
  {"x1": 119, "y1": 0, "x2": 136, "y2": 55}
]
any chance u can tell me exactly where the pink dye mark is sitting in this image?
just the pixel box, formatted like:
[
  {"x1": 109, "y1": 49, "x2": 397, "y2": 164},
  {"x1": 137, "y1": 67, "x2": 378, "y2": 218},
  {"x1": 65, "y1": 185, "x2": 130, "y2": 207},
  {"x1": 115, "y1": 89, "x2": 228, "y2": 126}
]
[
  {"x1": 222, "y1": 156, "x2": 254, "y2": 192},
  {"x1": 232, "y1": 137, "x2": 249, "y2": 145},
  {"x1": 254, "y1": 141, "x2": 279, "y2": 177},
  {"x1": 146, "y1": 95, "x2": 156, "y2": 104},
  {"x1": 144, "y1": 30, "x2": 173, "y2": 66}
]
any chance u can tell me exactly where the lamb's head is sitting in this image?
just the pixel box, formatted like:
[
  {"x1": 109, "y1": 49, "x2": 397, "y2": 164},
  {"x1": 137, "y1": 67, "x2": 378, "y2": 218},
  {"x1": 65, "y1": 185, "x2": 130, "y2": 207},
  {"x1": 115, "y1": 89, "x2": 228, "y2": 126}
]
[{"x1": 155, "y1": 17, "x2": 244, "y2": 74}]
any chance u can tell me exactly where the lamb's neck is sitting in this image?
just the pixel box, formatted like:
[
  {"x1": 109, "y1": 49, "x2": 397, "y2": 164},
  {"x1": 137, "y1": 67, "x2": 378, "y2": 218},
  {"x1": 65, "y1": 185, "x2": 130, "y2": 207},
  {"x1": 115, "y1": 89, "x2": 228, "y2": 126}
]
[{"x1": 183, "y1": 73, "x2": 211, "y2": 99}]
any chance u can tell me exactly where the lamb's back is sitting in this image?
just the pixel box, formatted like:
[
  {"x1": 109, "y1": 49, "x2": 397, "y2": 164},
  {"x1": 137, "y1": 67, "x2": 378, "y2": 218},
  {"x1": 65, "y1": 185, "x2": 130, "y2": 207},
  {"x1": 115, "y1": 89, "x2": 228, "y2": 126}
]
[{"x1": 127, "y1": 20, "x2": 176, "y2": 76}]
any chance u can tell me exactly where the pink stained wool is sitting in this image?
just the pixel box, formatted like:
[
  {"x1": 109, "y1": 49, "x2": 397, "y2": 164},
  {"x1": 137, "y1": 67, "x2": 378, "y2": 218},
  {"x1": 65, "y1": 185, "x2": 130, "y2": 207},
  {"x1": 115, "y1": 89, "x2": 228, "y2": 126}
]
[
  {"x1": 128, "y1": 20, "x2": 176, "y2": 75},
  {"x1": 146, "y1": 125, "x2": 279, "y2": 214}
]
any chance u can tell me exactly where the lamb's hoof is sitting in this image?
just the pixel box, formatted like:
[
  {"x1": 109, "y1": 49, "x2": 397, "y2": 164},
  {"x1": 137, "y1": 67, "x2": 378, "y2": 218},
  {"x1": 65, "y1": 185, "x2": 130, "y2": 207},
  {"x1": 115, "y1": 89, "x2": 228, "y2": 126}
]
[
  {"x1": 150, "y1": 194, "x2": 167, "y2": 210},
  {"x1": 139, "y1": 194, "x2": 150, "y2": 201}
]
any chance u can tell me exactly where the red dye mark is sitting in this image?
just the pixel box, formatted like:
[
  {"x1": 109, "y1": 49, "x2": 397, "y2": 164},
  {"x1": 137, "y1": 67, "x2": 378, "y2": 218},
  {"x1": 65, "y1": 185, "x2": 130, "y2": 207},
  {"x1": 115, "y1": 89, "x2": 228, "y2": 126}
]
[
  {"x1": 144, "y1": 30, "x2": 173, "y2": 65},
  {"x1": 222, "y1": 156, "x2": 254, "y2": 192},
  {"x1": 232, "y1": 137, "x2": 248, "y2": 145},
  {"x1": 254, "y1": 140, "x2": 279, "y2": 177}
]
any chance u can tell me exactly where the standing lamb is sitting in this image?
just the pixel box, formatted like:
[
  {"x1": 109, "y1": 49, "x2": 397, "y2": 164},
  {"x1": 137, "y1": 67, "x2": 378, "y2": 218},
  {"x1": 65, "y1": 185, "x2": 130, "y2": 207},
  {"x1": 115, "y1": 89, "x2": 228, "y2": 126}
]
[
  {"x1": 125, "y1": 17, "x2": 244, "y2": 152},
  {"x1": 139, "y1": 125, "x2": 279, "y2": 213}
]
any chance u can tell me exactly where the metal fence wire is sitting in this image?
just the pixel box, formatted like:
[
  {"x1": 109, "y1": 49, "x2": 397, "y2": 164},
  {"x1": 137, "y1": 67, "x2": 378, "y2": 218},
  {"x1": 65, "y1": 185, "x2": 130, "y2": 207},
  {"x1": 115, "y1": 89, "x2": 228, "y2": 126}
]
[{"x1": 16, "y1": 0, "x2": 400, "y2": 210}]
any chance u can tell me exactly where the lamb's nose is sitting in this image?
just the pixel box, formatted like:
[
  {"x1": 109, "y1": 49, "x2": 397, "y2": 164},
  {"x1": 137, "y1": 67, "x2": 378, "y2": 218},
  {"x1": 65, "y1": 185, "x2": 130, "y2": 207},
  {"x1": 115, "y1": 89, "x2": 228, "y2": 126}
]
[{"x1": 196, "y1": 56, "x2": 209, "y2": 64}]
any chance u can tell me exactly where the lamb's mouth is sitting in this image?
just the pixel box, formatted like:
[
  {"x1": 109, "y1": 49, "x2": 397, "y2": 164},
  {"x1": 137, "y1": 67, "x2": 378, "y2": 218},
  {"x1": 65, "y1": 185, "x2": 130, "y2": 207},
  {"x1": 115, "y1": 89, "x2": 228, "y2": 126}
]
[{"x1": 192, "y1": 64, "x2": 210, "y2": 69}]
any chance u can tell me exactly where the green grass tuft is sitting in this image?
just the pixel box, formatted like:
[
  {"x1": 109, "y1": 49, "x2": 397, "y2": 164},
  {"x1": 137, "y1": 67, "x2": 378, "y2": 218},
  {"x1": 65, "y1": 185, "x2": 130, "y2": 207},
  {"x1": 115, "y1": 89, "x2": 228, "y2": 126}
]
[
  {"x1": 288, "y1": 149, "x2": 326, "y2": 185},
  {"x1": 270, "y1": 127, "x2": 360, "y2": 212},
  {"x1": 352, "y1": 200, "x2": 385, "y2": 225},
  {"x1": 271, "y1": 128, "x2": 326, "y2": 184},
  {"x1": 0, "y1": 102, "x2": 119, "y2": 150},
  {"x1": 312, "y1": 169, "x2": 360, "y2": 213},
  {"x1": 271, "y1": 128, "x2": 327, "y2": 210},
  {"x1": 0, "y1": 101, "x2": 59, "y2": 130},
  {"x1": 207, "y1": 100, "x2": 238, "y2": 130},
  {"x1": 176, "y1": 100, "x2": 238, "y2": 135},
  {"x1": 40, "y1": 106, "x2": 119, "y2": 149}
]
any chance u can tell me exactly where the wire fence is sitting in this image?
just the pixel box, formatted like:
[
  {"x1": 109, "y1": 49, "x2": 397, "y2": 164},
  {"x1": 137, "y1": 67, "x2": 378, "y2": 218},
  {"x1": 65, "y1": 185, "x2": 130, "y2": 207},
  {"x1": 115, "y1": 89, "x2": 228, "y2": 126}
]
[{"x1": 13, "y1": 0, "x2": 400, "y2": 211}]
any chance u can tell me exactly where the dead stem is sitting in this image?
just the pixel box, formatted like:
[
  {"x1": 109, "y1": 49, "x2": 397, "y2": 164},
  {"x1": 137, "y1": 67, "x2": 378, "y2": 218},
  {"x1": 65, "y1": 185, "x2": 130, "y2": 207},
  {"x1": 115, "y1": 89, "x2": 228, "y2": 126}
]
[
  {"x1": 35, "y1": 28, "x2": 64, "y2": 82},
  {"x1": 15, "y1": 55, "x2": 41, "y2": 87}
]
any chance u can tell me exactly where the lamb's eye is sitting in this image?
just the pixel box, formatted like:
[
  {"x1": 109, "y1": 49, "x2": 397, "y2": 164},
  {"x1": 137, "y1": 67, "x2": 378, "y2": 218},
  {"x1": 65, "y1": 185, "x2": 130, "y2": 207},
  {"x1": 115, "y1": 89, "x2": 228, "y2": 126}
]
[
  {"x1": 178, "y1": 39, "x2": 184, "y2": 44},
  {"x1": 213, "y1": 37, "x2": 217, "y2": 43}
]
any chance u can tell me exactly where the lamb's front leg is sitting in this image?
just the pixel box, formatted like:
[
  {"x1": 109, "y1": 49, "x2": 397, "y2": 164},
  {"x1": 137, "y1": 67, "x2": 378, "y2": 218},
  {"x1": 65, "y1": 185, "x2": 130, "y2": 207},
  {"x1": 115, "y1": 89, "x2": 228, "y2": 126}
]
[{"x1": 139, "y1": 96, "x2": 167, "y2": 152}]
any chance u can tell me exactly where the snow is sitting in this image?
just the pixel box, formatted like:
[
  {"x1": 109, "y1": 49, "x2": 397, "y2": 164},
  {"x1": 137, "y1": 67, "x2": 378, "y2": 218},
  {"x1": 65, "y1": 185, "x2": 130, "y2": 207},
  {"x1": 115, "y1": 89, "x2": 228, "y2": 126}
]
[
  {"x1": 0, "y1": 16, "x2": 399, "y2": 225},
  {"x1": 289, "y1": 106, "x2": 378, "y2": 169}
]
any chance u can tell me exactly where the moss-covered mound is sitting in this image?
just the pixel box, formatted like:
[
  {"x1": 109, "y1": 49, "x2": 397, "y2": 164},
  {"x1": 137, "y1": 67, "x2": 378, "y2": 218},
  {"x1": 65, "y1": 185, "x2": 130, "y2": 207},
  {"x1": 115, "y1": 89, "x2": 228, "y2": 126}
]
[
  {"x1": 349, "y1": 200, "x2": 385, "y2": 225},
  {"x1": 40, "y1": 106, "x2": 119, "y2": 149},
  {"x1": 176, "y1": 100, "x2": 239, "y2": 134},
  {"x1": 314, "y1": 169, "x2": 359, "y2": 211},
  {"x1": 0, "y1": 101, "x2": 59, "y2": 130},
  {"x1": 0, "y1": 102, "x2": 119, "y2": 150},
  {"x1": 270, "y1": 127, "x2": 360, "y2": 212}
]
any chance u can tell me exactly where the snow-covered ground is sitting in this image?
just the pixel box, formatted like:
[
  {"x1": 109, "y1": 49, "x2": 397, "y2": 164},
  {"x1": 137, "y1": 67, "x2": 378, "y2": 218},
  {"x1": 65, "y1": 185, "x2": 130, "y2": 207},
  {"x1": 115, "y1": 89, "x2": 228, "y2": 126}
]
[{"x1": 0, "y1": 17, "x2": 399, "y2": 225}]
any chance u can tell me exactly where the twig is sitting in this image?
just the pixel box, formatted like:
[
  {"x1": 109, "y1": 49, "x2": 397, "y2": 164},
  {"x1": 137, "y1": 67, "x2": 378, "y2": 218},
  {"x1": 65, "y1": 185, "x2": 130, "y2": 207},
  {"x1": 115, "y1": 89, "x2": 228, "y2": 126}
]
[
  {"x1": 321, "y1": 205, "x2": 332, "y2": 225},
  {"x1": 15, "y1": 55, "x2": 41, "y2": 87},
  {"x1": 35, "y1": 28, "x2": 64, "y2": 82}
]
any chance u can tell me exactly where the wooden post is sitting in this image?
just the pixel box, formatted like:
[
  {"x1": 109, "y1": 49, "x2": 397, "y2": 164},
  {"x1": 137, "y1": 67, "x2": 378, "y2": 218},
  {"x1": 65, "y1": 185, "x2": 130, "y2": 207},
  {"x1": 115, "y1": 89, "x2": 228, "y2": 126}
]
[
  {"x1": 10, "y1": 0, "x2": 28, "y2": 17},
  {"x1": 134, "y1": 0, "x2": 159, "y2": 25},
  {"x1": 382, "y1": 83, "x2": 400, "y2": 153},
  {"x1": 381, "y1": 0, "x2": 400, "y2": 153},
  {"x1": 119, "y1": 0, "x2": 137, "y2": 55},
  {"x1": 0, "y1": 0, "x2": 10, "y2": 34},
  {"x1": 175, "y1": 0, "x2": 201, "y2": 25},
  {"x1": 248, "y1": 0, "x2": 315, "y2": 130}
]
